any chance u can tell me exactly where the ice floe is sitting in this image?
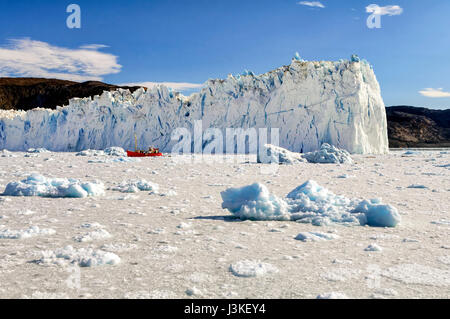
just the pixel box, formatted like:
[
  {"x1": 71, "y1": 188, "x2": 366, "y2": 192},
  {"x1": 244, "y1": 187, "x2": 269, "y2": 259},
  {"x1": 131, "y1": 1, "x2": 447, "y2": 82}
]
[
  {"x1": 88, "y1": 157, "x2": 141, "y2": 164},
  {"x1": 76, "y1": 147, "x2": 126, "y2": 157},
  {"x1": 76, "y1": 149, "x2": 105, "y2": 157},
  {"x1": 321, "y1": 268, "x2": 361, "y2": 282},
  {"x1": 382, "y1": 264, "x2": 450, "y2": 287},
  {"x1": 111, "y1": 179, "x2": 159, "y2": 193},
  {"x1": 74, "y1": 229, "x2": 112, "y2": 242},
  {"x1": 407, "y1": 184, "x2": 428, "y2": 189},
  {"x1": 364, "y1": 244, "x2": 383, "y2": 251},
  {"x1": 2, "y1": 174, "x2": 105, "y2": 198},
  {"x1": 229, "y1": 260, "x2": 279, "y2": 277},
  {"x1": 221, "y1": 180, "x2": 401, "y2": 227},
  {"x1": 295, "y1": 232, "x2": 339, "y2": 242},
  {"x1": 36, "y1": 246, "x2": 120, "y2": 267},
  {"x1": 0, "y1": 226, "x2": 55, "y2": 239},
  {"x1": 27, "y1": 148, "x2": 50, "y2": 154}
]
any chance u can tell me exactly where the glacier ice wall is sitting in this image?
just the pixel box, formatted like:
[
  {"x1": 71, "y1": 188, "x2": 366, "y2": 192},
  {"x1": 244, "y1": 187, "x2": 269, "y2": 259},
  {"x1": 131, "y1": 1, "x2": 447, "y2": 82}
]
[{"x1": 0, "y1": 58, "x2": 388, "y2": 154}]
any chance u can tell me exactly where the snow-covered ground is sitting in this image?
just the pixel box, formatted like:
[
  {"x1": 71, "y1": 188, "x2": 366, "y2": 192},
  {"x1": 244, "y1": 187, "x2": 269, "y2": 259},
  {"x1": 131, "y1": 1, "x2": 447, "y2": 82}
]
[{"x1": 0, "y1": 150, "x2": 448, "y2": 299}]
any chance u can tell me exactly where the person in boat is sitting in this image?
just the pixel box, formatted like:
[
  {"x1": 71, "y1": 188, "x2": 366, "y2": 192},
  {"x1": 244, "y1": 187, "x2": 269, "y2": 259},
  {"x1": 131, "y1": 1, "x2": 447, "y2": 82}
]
[{"x1": 148, "y1": 147, "x2": 159, "y2": 154}]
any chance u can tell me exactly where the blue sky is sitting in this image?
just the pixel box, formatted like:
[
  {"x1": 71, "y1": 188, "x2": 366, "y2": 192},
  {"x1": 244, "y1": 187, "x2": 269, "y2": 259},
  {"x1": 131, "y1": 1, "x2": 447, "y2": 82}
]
[{"x1": 0, "y1": 0, "x2": 449, "y2": 109}]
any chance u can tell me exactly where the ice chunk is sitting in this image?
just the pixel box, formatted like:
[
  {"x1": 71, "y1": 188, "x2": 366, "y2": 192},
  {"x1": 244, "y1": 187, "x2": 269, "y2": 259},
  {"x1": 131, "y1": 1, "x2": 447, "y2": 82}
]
[
  {"x1": 257, "y1": 144, "x2": 305, "y2": 164},
  {"x1": 353, "y1": 199, "x2": 401, "y2": 227},
  {"x1": 350, "y1": 54, "x2": 360, "y2": 62},
  {"x1": 229, "y1": 260, "x2": 279, "y2": 277},
  {"x1": 76, "y1": 149, "x2": 105, "y2": 156},
  {"x1": 111, "y1": 179, "x2": 159, "y2": 193},
  {"x1": 27, "y1": 148, "x2": 50, "y2": 153},
  {"x1": 293, "y1": 52, "x2": 305, "y2": 62},
  {"x1": 0, "y1": 150, "x2": 16, "y2": 157},
  {"x1": 37, "y1": 246, "x2": 120, "y2": 267},
  {"x1": 286, "y1": 180, "x2": 360, "y2": 225},
  {"x1": 304, "y1": 144, "x2": 353, "y2": 164},
  {"x1": 2, "y1": 174, "x2": 105, "y2": 198},
  {"x1": 0, "y1": 226, "x2": 55, "y2": 239},
  {"x1": 88, "y1": 157, "x2": 141, "y2": 163},
  {"x1": 407, "y1": 184, "x2": 428, "y2": 189},
  {"x1": 103, "y1": 147, "x2": 127, "y2": 157},
  {"x1": 402, "y1": 150, "x2": 421, "y2": 156},
  {"x1": 220, "y1": 183, "x2": 290, "y2": 221},
  {"x1": 364, "y1": 244, "x2": 383, "y2": 251},
  {"x1": 221, "y1": 181, "x2": 400, "y2": 227},
  {"x1": 316, "y1": 292, "x2": 349, "y2": 299},
  {"x1": 74, "y1": 229, "x2": 112, "y2": 242},
  {"x1": 295, "y1": 232, "x2": 339, "y2": 242}
]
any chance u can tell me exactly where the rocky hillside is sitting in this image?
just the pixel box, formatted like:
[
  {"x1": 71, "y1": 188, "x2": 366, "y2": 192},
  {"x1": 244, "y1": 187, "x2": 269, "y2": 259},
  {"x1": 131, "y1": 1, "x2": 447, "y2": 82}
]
[
  {"x1": 386, "y1": 106, "x2": 450, "y2": 148},
  {"x1": 0, "y1": 78, "x2": 142, "y2": 111}
]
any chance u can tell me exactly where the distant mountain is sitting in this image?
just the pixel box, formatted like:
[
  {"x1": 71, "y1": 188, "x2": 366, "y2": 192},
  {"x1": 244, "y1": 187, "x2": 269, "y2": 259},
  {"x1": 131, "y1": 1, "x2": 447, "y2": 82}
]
[
  {"x1": 0, "y1": 78, "x2": 143, "y2": 111},
  {"x1": 386, "y1": 106, "x2": 450, "y2": 148}
]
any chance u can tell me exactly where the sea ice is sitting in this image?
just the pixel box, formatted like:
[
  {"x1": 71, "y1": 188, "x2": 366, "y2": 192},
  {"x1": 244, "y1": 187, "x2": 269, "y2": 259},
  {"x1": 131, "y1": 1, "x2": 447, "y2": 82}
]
[
  {"x1": 382, "y1": 264, "x2": 450, "y2": 287},
  {"x1": 2, "y1": 174, "x2": 105, "y2": 198}
]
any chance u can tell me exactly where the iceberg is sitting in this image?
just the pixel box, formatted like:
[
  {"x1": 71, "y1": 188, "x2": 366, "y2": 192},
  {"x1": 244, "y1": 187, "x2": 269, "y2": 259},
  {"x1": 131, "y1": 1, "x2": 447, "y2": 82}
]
[
  {"x1": 303, "y1": 143, "x2": 353, "y2": 164},
  {"x1": 221, "y1": 183, "x2": 291, "y2": 221},
  {"x1": 2, "y1": 174, "x2": 105, "y2": 198},
  {"x1": 0, "y1": 56, "x2": 388, "y2": 154},
  {"x1": 220, "y1": 181, "x2": 401, "y2": 227},
  {"x1": 257, "y1": 144, "x2": 305, "y2": 164},
  {"x1": 352, "y1": 199, "x2": 401, "y2": 228}
]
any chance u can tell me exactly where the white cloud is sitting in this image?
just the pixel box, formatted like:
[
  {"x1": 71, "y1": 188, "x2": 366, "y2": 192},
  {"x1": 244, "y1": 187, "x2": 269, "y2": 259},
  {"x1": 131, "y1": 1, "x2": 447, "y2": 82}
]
[
  {"x1": 297, "y1": 1, "x2": 325, "y2": 9},
  {"x1": 121, "y1": 81, "x2": 203, "y2": 92},
  {"x1": 419, "y1": 88, "x2": 450, "y2": 98},
  {"x1": 79, "y1": 44, "x2": 109, "y2": 50},
  {"x1": 0, "y1": 38, "x2": 121, "y2": 82},
  {"x1": 366, "y1": 4, "x2": 403, "y2": 16}
]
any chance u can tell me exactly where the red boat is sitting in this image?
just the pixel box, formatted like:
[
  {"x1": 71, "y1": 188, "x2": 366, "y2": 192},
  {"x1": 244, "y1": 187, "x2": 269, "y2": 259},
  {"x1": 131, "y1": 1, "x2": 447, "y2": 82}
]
[
  {"x1": 127, "y1": 150, "x2": 163, "y2": 157},
  {"x1": 127, "y1": 134, "x2": 163, "y2": 157}
]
